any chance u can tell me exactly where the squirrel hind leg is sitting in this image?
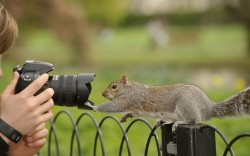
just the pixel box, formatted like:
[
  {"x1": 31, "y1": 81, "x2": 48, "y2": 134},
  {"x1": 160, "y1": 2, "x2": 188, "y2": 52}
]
[
  {"x1": 172, "y1": 121, "x2": 186, "y2": 132},
  {"x1": 172, "y1": 120, "x2": 197, "y2": 132}
]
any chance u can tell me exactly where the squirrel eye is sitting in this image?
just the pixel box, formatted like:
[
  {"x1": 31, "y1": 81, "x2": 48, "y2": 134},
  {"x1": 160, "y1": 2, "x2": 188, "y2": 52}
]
[{"x1": 112, "y1": 85, "x2": 117, "y2": 89}]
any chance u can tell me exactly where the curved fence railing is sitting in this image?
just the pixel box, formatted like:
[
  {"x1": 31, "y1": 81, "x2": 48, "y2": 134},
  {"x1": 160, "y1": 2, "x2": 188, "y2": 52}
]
[{"x1": 43, "y1": 110, "x2": 250, "y2": 156}]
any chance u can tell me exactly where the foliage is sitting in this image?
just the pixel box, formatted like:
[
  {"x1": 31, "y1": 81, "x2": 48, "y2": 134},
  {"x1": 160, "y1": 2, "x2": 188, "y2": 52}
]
[
  {"x1": 122, "y1": 7, "x2": 237, "y2": 27},
  {"x1": 80, "y1": 0, "x2": 130, "y2": 27}
]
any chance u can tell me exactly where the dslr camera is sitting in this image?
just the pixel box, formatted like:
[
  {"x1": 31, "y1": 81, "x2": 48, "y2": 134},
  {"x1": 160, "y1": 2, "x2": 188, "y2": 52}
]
[{"x1": 13, "y1": 60, "x2": 95, "y2": 110}]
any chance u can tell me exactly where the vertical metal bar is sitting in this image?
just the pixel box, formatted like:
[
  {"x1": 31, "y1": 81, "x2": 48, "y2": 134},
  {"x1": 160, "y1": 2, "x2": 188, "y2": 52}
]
[
  {"x1": 176, "y1": 124, "x2": 216, "y2": 156},
  {"x1": 161, "y1": 123, "x2": 175, "y2": 156}
]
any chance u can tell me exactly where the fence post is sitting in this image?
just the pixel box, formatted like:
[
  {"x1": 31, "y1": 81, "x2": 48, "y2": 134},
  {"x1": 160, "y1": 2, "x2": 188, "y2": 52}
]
[
  {"x1": 161, "y1": 124, "x2": 216, "y2": 156},
  {"x1": 176, "y1": 124, "x2": 216, "y2": 156},
  {"x1": 161, "y1": 123, "x2": 175, "y2": 156}
]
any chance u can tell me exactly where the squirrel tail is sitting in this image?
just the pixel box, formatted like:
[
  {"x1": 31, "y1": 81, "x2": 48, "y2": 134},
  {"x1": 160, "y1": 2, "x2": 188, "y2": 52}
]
[{"x1": 211, "y1": 87, "x2": 250, "y2": 118}]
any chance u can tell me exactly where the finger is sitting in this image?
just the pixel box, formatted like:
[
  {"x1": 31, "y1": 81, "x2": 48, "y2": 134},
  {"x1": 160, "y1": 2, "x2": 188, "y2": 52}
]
[
  {"x1": 35, "y1": 88, "x2": 54, "y2": 105},
  {"x1": 37, "y1": 98, "x2": 54, "y2": 115},
  {"x1": 38, "y1": 110, "x2": 53, "y2": 124},
  {"x1": 25, "y1": 128, "x2": 48, "y2": 143},
  {"x1": 27, "y1": 138, "x2": 47, "y2": 148},
  {"x1": 27, "y1": 123, "x2": 46, "y2": 137},
  {"x1": 19, "y1": 74, "x2": 49, "y2": 97},
  {"x1": 2, "y1": 72, "x2": 20, "y2": 95}
]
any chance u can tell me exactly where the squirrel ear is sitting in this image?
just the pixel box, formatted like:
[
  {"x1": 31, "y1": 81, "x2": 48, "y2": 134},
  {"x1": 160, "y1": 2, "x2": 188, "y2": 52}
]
[{"x1": 121, "y1": 75, "x2": 128, "y2": 83}]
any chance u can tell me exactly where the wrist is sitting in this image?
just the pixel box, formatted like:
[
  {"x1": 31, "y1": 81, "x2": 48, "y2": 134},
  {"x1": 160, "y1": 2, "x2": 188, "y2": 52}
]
[
  {"x1": 0, "y1": 119, "x2": 23, "y2": 143},
  {"x1": 0, "y1": 132, "x2": 11, "y2": 144}
]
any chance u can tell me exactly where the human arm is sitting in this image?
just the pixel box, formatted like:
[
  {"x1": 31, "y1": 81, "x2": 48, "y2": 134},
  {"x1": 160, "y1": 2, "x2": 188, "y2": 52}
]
[
  {"x1": 7, "y1": 123, "x2": 48, "y2": 156},
  {"x1": 0, "y1": 71, "x2": 54, "y2": 143},
  {"x1": 0, "y1": 135, "x2": 9, "y2": 156}
]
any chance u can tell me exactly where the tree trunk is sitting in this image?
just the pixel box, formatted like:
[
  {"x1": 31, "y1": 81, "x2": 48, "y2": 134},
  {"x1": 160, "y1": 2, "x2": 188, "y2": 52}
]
[{"x1": 6, "y1": 0, "x2": 92, "y2": 66}]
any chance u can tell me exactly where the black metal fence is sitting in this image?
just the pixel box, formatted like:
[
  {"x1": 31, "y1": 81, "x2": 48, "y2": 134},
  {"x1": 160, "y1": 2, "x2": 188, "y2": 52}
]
[{"x1": 43, "y1": 110, "x2": 250, "y2": 156}]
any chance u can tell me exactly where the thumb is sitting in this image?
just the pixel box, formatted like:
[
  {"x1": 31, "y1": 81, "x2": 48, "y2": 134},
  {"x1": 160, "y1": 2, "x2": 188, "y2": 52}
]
[{"x1": 3, "y1": 72, "x2": 20, "y2": 94}]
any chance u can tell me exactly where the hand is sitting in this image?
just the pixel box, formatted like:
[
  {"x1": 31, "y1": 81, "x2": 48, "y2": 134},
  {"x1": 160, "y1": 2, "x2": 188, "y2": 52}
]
[
  {"x1": 8, "y1": 123, "x2": 48, "y2": 156},
  {"x1": 0, "y1": 72, "x2": 54, "y2": 135}
]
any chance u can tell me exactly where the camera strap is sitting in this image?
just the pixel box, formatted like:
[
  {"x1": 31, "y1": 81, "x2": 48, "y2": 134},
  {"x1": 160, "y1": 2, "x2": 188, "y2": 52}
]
[{"x1": 0, "y1": 119, "x2": 23, "y2": 143}]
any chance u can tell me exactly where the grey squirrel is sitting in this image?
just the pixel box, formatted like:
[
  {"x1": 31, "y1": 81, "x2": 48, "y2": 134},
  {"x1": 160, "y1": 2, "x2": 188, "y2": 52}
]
[{"x1": 93, "y1": 75, "x2": 250, "y2": 127}]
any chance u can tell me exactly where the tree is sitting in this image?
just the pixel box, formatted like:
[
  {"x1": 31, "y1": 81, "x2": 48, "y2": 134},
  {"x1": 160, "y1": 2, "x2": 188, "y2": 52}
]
[
  {"x1": 224, "y1": 0, "x2": 250, "y2": 57},
  {"x1": 6, "y1": 0, "x2": 92, "y2": 66},
  {"x1": 81, "y1": 0, "x2": 129, "y2": 27}
]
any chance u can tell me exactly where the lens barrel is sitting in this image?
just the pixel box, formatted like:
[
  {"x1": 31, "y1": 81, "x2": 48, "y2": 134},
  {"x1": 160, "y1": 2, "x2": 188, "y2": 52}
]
[{"x1": 49, "y1": 73, "x2": 95, "y2": 109}]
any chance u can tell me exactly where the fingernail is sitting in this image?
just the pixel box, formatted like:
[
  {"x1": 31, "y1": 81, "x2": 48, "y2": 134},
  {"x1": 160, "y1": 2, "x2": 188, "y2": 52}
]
[{"x1": 43, "y1": 73, "x2": 49, "y2": 77}]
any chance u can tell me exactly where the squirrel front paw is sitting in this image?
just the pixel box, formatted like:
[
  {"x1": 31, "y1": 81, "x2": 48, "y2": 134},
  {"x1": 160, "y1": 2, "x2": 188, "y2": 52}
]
[{"x1": 120, "y1": 113, "x2": 133, "y2": 123}]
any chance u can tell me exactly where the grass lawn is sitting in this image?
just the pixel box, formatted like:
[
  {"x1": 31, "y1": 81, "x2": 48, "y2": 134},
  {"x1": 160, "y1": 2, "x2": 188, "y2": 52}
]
[{"x1": 1, "y1": 24, "x2": 250, "y2": 155}]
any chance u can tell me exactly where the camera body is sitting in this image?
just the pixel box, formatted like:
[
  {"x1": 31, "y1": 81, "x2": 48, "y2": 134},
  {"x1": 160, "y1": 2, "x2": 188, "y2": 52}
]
[{"x1": 14, "y1": 60, "x2": 95, "y2": 110}]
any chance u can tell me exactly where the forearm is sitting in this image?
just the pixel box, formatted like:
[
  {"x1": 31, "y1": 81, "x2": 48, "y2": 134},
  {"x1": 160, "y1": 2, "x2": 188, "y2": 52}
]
[
  {"x1": 94, "y1": 101, "x2": 127, "y2": 113},
  {"x1": 0, "y1": 134, "x2": 9, "y2": 156},
  {"x1": 0, "y1": 133, "x2": 10, "y2": 144}
]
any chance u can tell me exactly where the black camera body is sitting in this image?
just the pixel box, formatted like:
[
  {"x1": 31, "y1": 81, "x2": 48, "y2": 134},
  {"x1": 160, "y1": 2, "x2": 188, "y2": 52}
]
[{"x1": 14, "y1": 60, "x2": 95, "y2": 110}]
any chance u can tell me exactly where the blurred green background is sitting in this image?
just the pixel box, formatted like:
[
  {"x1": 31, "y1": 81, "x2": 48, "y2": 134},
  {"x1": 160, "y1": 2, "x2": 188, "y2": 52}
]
[{"x1": 1, "y1": 0, "x2": 250, "y2": 155}]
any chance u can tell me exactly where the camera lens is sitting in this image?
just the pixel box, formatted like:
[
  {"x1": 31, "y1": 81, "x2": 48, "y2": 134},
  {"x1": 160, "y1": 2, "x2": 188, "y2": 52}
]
[
  {"x1": 49, "y1": 75, "x2": 76, "y2": 106},
  {"x1": 49, "y1": 74, "x2": 94, "y2": 108}
]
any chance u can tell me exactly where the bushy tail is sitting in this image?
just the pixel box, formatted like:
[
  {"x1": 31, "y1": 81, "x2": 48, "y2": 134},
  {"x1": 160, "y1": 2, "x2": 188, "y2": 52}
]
[{"x1": 212, "y1": 87, "x2": 250, "y2": 118}]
